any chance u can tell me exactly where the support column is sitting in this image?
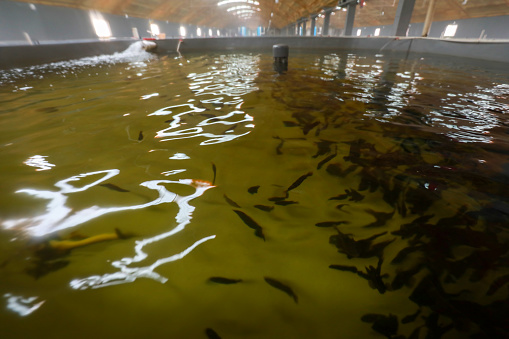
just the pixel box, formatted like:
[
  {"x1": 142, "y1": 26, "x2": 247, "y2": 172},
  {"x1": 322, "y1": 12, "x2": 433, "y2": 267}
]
[
  {"x1": 310, "y1": 14, "x2": 318, "y2": 36},
  {"x1": 302, "y1": 19, "x2": 307, "y2": 36},
  {"x1": 392, "y1": 0, "x2": 416, "y2": 36},
  {"x1": 344, "y1": 3, "x2": 357, "y2": 36},
  {"x1": 297, "y1": 21, "x2": 302, "y2": 36},
  {"x1": 422, "y1": 0, "x2": 437, "y2": 37},
  {"x1": 322, "y1": 8, "x2": 333, "y2": 36}
]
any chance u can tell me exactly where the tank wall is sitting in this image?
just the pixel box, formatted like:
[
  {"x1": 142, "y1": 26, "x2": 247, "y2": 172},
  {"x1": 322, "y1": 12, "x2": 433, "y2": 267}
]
[
  {"x1": 0, "y1": 0, "x2": 222, "y2": 45},
  {"x1": 355, "y1": 15, "x2": 509, "y2": 39}
]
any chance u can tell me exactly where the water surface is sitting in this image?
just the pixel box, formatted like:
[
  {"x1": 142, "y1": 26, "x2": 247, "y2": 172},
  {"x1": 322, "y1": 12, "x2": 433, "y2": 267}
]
[{"x1": 1, "y1": 44, "x2": 509, "y2": 338}]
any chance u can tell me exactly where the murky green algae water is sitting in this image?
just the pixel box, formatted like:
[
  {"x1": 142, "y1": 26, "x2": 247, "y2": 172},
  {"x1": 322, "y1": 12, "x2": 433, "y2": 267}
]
[{"x1": 1, "y1": 44, "x2": 509, "y2": 338}]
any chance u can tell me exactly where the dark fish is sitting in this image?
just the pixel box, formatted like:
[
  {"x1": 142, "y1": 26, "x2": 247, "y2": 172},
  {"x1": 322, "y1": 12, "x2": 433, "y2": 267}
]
[
  {"x1": 233, "y1": 210, "x2": 265, "y2": 240},
  {"x1": 361, "y1": 313, "x2": 398, "y2": 338},
  {"x1": 317, "y1": 153, "x2": 337, "y2": 170},
  {"x1": 357, "y1": 257, "x2": 388, "y2": 294},
  {"x1": 335, "y1": 204, "x2": 348, "y2": 210},
  {"x1": 248, "y1": 185, "x2": 260, "y2": 194},
  {"x1": 312, "y1": 140, "x2": 335, "y2": 158},
  {"x1": 138, "y1": 131, "x2": 144, "y2": 141},
  {"x1": 268, "y1": 195, "x2": 288, "y2": 202},
  {"x1": 100, "y1": 183, "x2": 130, "y2": 192},
  {"x1": 274, "y1": 136, "x2": 285, "y2": 155},
  {"x1": 286, "y1": 172, "x2": 312, "y2": 192},
  {"x1": 224, "y1": 194, "x2": 241, "y2": 208},
  {"x1": 486, "y1": 273, "x2": 509, "y2": 296},
  {"x1": 208, "y1": 277, "x2": 243, "y2": 284},
  {"x1": 283, "y1": 120, "x2": 299, "y2": 127},
  {"x1": 264, "y1": 277, "x2": 298, "y2": 303},
  {"x1": 363, "y1": 209, "x2": 395, "y2": 228},
  {"x1": 329, "y1": 264, "x2": 358, "y2": 273},
  {"x1": 401, "y1": 309, "x2": 421, "y2": 324},
  {"x1": 346, "y1": 189, "x2": 364, "y2": 202},
  {"x1": 25, "y1": 259, "x2": 70, "y2": 279},
  {"x1": 329, "y1": 189, "x2": 364, "y2": 202},
  {"x1": 205, "y1": 328, "x2": 222, "y2": 339},
  {"x1": 329, "y1": 194, "x2": 349, "y2": 201},
  {"x1": 254, "y1": 205, "x2": 274, "y2": 212},
  {"x1": 164, "y1": 118, "x2": 174, "y2": 123},
  {"x1": 36, "y1": 107, "x2": 59, "y2": 113},
  {"x1": 315, "y1": 221, "x2": 349, "y2": 227},
  {"x1": 275, "y1": 200, "x2": 298, "y2": 206},
  {"x1": 212, "y1": 163, "x2": 217, "y2": 185},
  {"x1": 200, "y1": 113, "x2": 216, "y2": 118},
  {"x1": 302, "y1": 121, "x2": 320, "y2": 135}
]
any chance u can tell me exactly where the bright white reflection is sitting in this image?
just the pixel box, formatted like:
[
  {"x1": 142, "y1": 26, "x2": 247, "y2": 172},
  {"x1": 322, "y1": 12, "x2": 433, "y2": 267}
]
[
  {"x1": 170, "y1": 153, "x2": 190, "y2": 159},
  {"x1": 69, "y1": 179, "x2": 215, "y2": 289},
  {"x1": 0, "y1": 170, "x2": 213, "y2": 237},
  {"x1": 444, "y1": 24, "x2": 458, "y2": 37},
  {"x1": 4, "y1": 294, "x2": 45, "y2": 317},
  {"x1": 89, "y1": 11, "x2": 112, "y2": 38},
  {"x1": 197, "y1": 27, "x2": 202, "y2": 37},
  {"x1": 23, "y1": 155, "x2": 55, "y2": 171},
  {"x1": 179, "y1": 26, "x2": 187, "y2": 37},
  {"x1": 140, "y1": 92, "x2": 159, "y2": 100},
  {"x1": 150, "y1": 23, "x2": 160, "y2": 36},
  {"x1": 227, "y1": 5, "x2": 260, "y2": 11},
  {"x1": 218, "y1": 0, "x2": 259, "y2": 5}
]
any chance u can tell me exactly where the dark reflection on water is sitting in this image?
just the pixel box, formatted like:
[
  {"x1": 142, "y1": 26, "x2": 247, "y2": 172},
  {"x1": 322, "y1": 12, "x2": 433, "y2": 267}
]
[{"x1": 1, "y1": 47, "x2": 509, "y2": 338}]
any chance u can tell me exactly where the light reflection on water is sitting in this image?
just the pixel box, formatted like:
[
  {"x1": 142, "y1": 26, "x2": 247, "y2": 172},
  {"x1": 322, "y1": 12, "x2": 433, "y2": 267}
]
[{"x1": 1, "y1": 47, "x2": 509, "y2": 338}]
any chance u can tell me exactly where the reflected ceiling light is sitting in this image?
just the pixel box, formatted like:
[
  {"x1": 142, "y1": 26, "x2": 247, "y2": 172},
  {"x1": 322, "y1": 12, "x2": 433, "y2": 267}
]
[
  {"x1": 444, "y1": 24, "x2": 458, "y2": 37},
  {"x1": 227, "y1": 5, "x2": 260, "y2": 12},
  {"x1": 235, "y1": 9, "x2": 257, "y2": 14},
  {"x1": 89, "y1": 11, "x2": 112, "y2": 38},
  {"x1": 179, "y1": 26, "x2": 187, "y2": 37},
  {"x1": 150, "y1": 23, "x2": 160, "y2": 36},
  {"x1": 218, "y1": 0, "x2": 259, "y2": 6}
]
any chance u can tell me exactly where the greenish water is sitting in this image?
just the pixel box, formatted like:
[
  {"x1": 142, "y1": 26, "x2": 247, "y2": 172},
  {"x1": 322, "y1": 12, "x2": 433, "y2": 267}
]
[{"x1": 1, "y1": 44, "x2": 509, "y2": 338}]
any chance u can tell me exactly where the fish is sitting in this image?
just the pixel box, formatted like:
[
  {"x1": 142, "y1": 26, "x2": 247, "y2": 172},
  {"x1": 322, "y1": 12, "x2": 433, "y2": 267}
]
[
  {"x1": 268, "y1": 195, "x2": 288, "y2": 202},
  {"x1": 329, "y1": 189, "x2": 364, "y2": 202},
  {"x1": 224, "y1": 194, "x2": 241, "y2": 208},
  {"x1": 274, "y1": 136, "x2": 285, "y2": 155},
  {"x1": 233, "y1": 210, "x2": 265, "y2": 240},
  {"x1": 200, "y1": 113, "x2": 216, "y2": 118},
  {"x1": 205, "y1": 328, "x2": 222, "y2": 339},
  {"x1": 208, "y1": 277, "x2": 243, "y2": 284},
  {"x1": 283, "y1": 120, "x2": 299, "y2": 127},
  {"x1": 361, "y1": 313, "x2": 398, "y2": 338},
  {"x1": 312, "y1": 140, "x2": 335, "y2": 158},
  {"x1": 317, "y1": 152, "x2": 337, "y2": 170},
  {"x1": 138, "y1": 131, "x2": 144, "y2": 141},
  {"x1": 329, "y1": 264, "x2": 358, "y2": 273},
  {"x1": 274, "y1": 200, "x2": 298, "y2": 206},
  {"x1": 357, "y1": 257, "x2": 388, "y2": 294},
  {"x1": 286, "y1": 172, "x2": 312, "y2": 193},
  {"x1": 363, "y1": 209, "x2": 395, "y2": 228},
  {"x1": 302, "y1": 121, "x2": 320, "y2": 135},
  {"x1": 248, "y1": 185, "x2": 260, "y2": 194},
  {"x1": 264, "y1": 277, "x2": 298, "y2": 303},
  {"x1": 335, "y1": 204, "x2": 348, "y2": 210},
  {"x1": 47, "y1": 228, "x2": 132, "y2": 252},
  {"x1": 254, "y1": 205, "x2": 274, "y2": 212},
  {"x1": 25, "y1": 259, "x2": 70, "y2": 280},
  {"x1": 486, "y1": 273, "x2": 509, "y2": 296},
  {"x1": 212, "y1": 163, "x2": 217, "y2": 185},
  {"x1": 401, "y1": 309, "x2": 422, "y2": 324},
  {"x1": 99, "y1": 183, "x2": 130, "y2": 192},
  {"x1": 315, "y1": 221, "x2": 349, "y2": 227}
]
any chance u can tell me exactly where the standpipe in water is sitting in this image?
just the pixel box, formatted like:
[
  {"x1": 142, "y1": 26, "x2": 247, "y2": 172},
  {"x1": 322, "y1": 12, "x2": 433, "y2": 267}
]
[{"x1": 273, "y1": 44, "x2": 289, "y2": 74}]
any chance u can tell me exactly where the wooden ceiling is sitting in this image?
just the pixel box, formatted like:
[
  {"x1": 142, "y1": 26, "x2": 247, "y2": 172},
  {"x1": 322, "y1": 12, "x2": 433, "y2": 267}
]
[{"x1": 18, "y1": 0, "x2": 509, "y2": 29}]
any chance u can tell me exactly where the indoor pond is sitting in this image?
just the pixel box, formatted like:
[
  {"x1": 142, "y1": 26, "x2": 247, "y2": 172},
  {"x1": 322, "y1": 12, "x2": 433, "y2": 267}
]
[{"x1": 1, "y1": 42, "x2": 509, "y2": 338}]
